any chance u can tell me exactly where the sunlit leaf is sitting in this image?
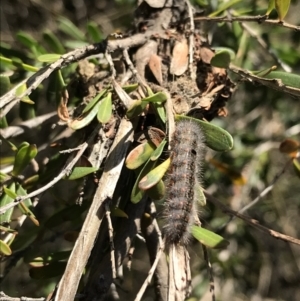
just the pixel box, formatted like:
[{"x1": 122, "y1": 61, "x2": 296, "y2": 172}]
[
  {"x1": 293, "y1": 158, "x2": 300, "y2": 179},
  {"x1": 145, "y1": 179, "x2": 165, "y2": 200},
  {"x1": 126, "y1": 141, "x2": 156, "y2": 170},
  {"x1": 139, "y1": 158, "x2": 170, "y2": 190},
  {"x1": 275, "y1": 0, "x2": 291, "y2": 21},
  {"x1": 176, "y1": 115, "x2": 234, "y2": 151},
  {"x1": 0, "y1": 56, "x2": 38, "y2": 72},
  {"x1": 0, "y1": 225, "x2": 17, "y2": 234},
  {"x1": 131, "y1": 159, "x2": 157, "y2": 203},
  {"x1": 37, "y1": 54, "x2": 61, "y2": 63},
  {"x1": 191, "y1": 225, "x2": 229, "y2": 249},
  {"x1": 81, "y1": 91, "x2": 106, "y2": 115},
  {"x1": 16, "y1": 83, "x2": 35, "y2": 104},
  {"x1": 153, "y1": 102, "x2": 166, "y2": 124},
  {"x1": 97, "y1": 92, "x2": 112, "y2": 123},
  {"x1": 126, "y1": 99, "x2": 147, "y2": 119},
  {"x1": 66, "y1": 167, "x2": 98, "y2": 180},
  {"x1": 142, "y1": 92, "x2": 167, "y2": 103},
  {"x1": 69, "y1": 100, "x2": 102, "y2": 130},
  {"x1": 0, "y1": 240, "x2": 12, "y2": 256},
  {"x1": 122, "y1": 83, "x2": 139, "y2": 93},
  {"x1": 211, "y1": 50, "x2": 231, "y2": 68},
  {"x1": 0, "y1": 183, "x2": 16, "y2": 224},
  {"x1": 150, "y1": 139, "x2": 167, "y2": 161},
  {"x1": 12, "y1": 143, "x2": 38, "y2": 176},
  {"x1": 194, "y1": 181, "x2": 206, "y2": 206}
]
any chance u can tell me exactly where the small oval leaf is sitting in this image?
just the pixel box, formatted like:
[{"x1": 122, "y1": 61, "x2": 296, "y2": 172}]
[
  {"x1": 142, "y1": 92, "x2": 167, "y2": 103},
  {"x1": 150, "y1": 139, "x2": 167, "y2": 161},
  {"x1": 69, "y1": 100, "x2": 102, "y2": 130},
  {"x1": 139, "y1": 158, "x2": 171, "y2": 190},
  {"x1": 264, "y1": 71, "x2": 300, "y2": 89},
  {"x1": 12, "y1": 144, "x2": 38, "y2": 176},
  {"x1": 0, "y1": 240, "x2": 12, "y2": 256},
  {"x1": 82, "y1": 89, "x2": 107, "y2": 114},
  {"x1": 145, "y1": 180, "x2": 165, "y2": 200},
  {"x1": 211, "y1": 50, "x2": 231, "y2": 68},
  {"x1": 126, "y1": 141, "x2": 156, "y2": 170},
  {"x1": 67, "y1": 167, "x2": 98, "y2": 180},
  {"x1": 97, "y1": 92, "x2": 112, "y2": 123},
  {"x1": 111, "y1": 207, "x2": 128, "y2": 218},
  {"x1": 191, "y1": 225, "x2": 229, "y2": 249},
  {"x1": 275, "y1": 0, "x2": 291, "y2": 21},
  {"x1": 176, "y1": 115, "x2": 233, "y2": 151},
  {"x1": 37, "y1": 54, "x2": 61, "y2": 63}
]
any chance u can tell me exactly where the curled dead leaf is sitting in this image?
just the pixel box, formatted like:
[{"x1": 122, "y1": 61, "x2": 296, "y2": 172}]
[{"x1": 57, "y1": 88, "x2": 70, "y2": 122}]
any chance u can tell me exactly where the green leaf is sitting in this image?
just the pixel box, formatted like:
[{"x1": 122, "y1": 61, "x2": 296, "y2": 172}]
[
  {"x1": 0, "y1": 240, "x2": 12, "y2": 256},
  {"x1": 194, "y1": 181, "x2": 206, "y2": 206},
  {"x1": 153, "y1": 102, "x2": 166, "y2": 124},
  {"x1": 67, "y1": 167, "x2": 98, "y2": 180},
  {"x1": 145, "y1": 180, "x2": 165, "y2": 200},
  {"x1": 37, "y1": 54, "x2": 61, "y2": 63},
  {"x1": 263, "y1": 71, "x2": 300, "y2": 89},
  {"x1": 266, "y1": 0, "x2": 275, "y2": 15},
  {"x1": 142, "y1": 92, "x2": 167, "y2": 103},
  {"x1": 176, "y1": 115, "x2": 234, "y2": 151},
  {"x1": 29, "y1": 262, "x2": 66, "y2": 279},
  {"x1": 126, "y1": 141, "x2": 156, "y2": 170},
  {"x1": 211, "y1": 50, "x2": 231, "y2": 68},
  {"x1": 209, "y1": 0, "x2": 241, "y2": 17},
  {"x1": 0, "y1": 183, "x2": 16, "y2": 224},
  {"x1": 12, "y1": 143, "x2": 38, "y2": 176},
  {"x1": 131, "y1": 159, "x2": 157, "y2": 203},
  {"x1": 43, "y1": 31, "x2": 65, "y2": 54},
  {"x1": 0, "y1": 75, "x2": 10, "y2": 96},
  {"x1": 150, "y1": 139, "x2": 167, "y2": 161},
  {"x1": 191, "y1": 225, "x2": 229, "y2": 249},
  {"x1": 0, "y1": 225, "x2": 17, "y2": 234},
  {"x1": 293, "y1": 158, "x2": 300, "y2": 178},
  {"x1": 275, "y1": 0, "x2": 291, "y2": 21},
  {"x1": 213, "y1": 47, "x2": 235, "y2": 61},
  {"x1": 97, "y1": 92, "x2": 112, "y2": 123},
  {"x1": 82, "y1": 89, "x2": 108, "y2": 114},
  {"x1": 122, "y1": 83, "x2": 139, "y2": 93},
  {"x1": 16, "y1": 83, "x2": 35, "y2": 104},
  {"x1": 58, "y1": 17, "x2": 86, "y2": 41},
  {"x1": 87, "y1": 21, "x2": 103, "y2": 42},
  {"x1": 69, "y1": 100, "x2": 102, "y2": 130},
  {"x1": 126, "y1": 99, "x2": 147, "y2": 119},
  {"x1": 111, "y1": 207, "x2": 128, "y2": 218},
  {"x1": 16, "y1": 184, "x2": 39, "y2": 226},
  {"x1": 139, "y1": 158, "x2": 170, "y2": 190},
  {"x1": 3, "y1": 185, "x2": 17, "y2": 199},
  {"x1": 0, "y1": 56, "x2": 39, "y2": 72}
]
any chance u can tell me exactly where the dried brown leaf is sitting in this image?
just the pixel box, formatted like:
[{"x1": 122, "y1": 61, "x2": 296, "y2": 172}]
[
  {"x1": 148, "y1": 53, "x2": 163, "y2": 85},
  {"x1": 170, "y1": 38, "x2": 189, "y2": 76}
]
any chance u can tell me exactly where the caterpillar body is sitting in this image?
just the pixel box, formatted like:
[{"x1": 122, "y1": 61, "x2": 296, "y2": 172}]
[{"x1": 163, "y1": 119, "x2": 205, "y2": 245}]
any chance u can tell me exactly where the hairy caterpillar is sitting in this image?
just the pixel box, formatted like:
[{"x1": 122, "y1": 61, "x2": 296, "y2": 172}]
[{"x1": 163, "y1": 119, "x2": 206, "y2": 245}]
